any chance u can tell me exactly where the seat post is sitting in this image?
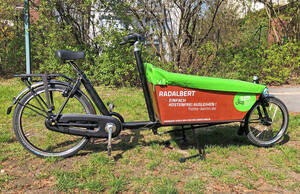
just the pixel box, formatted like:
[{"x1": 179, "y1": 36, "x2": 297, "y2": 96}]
[
  {"x1": 68, "y1": 61, "x2": 83, "y2": 74},
  {"x1": 134, "y1": 41, "x2": 155, "y2": 122}
]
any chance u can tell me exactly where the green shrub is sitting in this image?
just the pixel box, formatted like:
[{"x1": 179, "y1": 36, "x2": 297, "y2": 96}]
[
  {"x1": 262, "y1": 42, "x2": 300, "y2": 84},
  {"x1": 228, "y1": 41, "x2": 300, "y2": 84},
  {"x1": 194, "y1": 40, "x2": 299, "y2": 85}
]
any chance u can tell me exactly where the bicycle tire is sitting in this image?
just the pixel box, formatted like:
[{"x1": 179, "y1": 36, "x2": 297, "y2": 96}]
[
  {"x1": 246, "y1": 96, "x2": 289, "y2": 147},
  {"x1": 13, "y1": 83, "x2": 96, "y2": 157}
]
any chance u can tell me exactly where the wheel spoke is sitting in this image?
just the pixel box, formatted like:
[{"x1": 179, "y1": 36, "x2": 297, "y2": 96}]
[
  {"x1": 261, "y1": 127, "x2": 268, "y2": 140},
  {"x1": 255, "y1": 131, "x2": 262, "y2": 138},
  {"x1": 269, "y1": 104, "x2": 273, "y2": 111},
  {"x1": 18, "y1": 102, "x2": 48, "y2": 118},
  {"x1": 22, "y1": 120, "x2": 44, "y2": 129},
  {"x1": 35, "y1": 93, "x2": 49, "y2": 110},
  {"x1": 255, "y1": 127, "x2": 266, "y2": 138},
  {"x1": 24, "y1": 132, "x2": 32, "y2": 138},
  {"x1": 27, "y1": 102, "x2": 48, "y2": 114},
  {"x1": 272, "y1": 106, "x2": 278, "y2": 121}
]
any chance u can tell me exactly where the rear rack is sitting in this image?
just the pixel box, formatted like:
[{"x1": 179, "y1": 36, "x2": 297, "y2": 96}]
[
  {"x1": 13, "y1": 73, "x2": 75, "y2": 116},
  {"x1": 14, "y1": 74, "x2": 73, "y2": 82}
]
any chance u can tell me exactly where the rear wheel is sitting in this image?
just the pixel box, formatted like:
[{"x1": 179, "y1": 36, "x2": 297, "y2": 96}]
[
  {"x1": 13, "y1": 84, "x2": 95, "y2": 157},
  {"x1": 246, "y1": 96, "x2": 288, "y2": 147}
]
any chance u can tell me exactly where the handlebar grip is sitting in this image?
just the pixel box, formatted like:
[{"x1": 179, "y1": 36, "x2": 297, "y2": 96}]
[
  {"x1": 119, "y1": 36, "x2": 129, "y2": 45},
  {"x1": 119, "y1": 33, "x2": 145, "y2": 45}
]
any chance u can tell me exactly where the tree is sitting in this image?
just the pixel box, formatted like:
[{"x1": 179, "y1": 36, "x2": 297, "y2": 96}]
[
  {"x1": 28, "y1": 0, "x2": 228, "y2": 72},
  {"x1": 255, "y1": 0, "x2": 299, "y2": 43},
  {"x1": 119, "y1": 0, "x2": 225, "y2": 72}
]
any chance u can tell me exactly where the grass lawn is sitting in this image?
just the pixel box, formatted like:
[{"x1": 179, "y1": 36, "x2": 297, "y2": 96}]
[{"x1": 0, "y1": 78, "x2": 299, "y2": 193}]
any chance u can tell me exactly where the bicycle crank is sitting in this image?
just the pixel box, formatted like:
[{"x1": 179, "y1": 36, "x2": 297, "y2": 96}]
[{"x1": 105, "y1": 123, "x2": 117, "y2": 156}]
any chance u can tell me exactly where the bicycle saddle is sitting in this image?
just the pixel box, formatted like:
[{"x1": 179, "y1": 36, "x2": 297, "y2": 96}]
[{"x1": 55, "y1": 50, "x2": 85, "y2": 60}]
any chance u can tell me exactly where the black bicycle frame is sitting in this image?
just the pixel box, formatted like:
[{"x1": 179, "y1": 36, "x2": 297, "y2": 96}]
[
  {"x1": 63, "y1": 42, "x2": 158, "y2": 129},
  {"x1": 134, "y1": 46, "x2": 155, "y2": 122},
  {"x1": 68, "y1": 61, "x2": 110, "y2": 116}
]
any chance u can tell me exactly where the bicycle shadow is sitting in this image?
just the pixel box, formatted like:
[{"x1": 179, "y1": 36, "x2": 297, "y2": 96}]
[
  {"x1": 167, "y1": 124, "x2": 290, "y2": 151},
  {"x1": 170, "y1": 125, "x2": 249, "y2": 150},
  {"x1": 79, "y1": 124, "x2": 290, "y2": 160}
]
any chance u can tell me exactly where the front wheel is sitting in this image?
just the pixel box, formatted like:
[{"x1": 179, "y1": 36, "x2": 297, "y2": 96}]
[
  {"x1": 13, "y1": 84, "x2": 96, "y2": 157},
  {"x1": 245, "y1": 96, "x2": 289, "y2": 147}
]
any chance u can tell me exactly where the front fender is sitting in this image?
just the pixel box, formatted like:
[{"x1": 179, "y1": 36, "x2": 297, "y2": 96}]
[{"x1": 6, "y1": 80, "x2": 74, "y2": 115}]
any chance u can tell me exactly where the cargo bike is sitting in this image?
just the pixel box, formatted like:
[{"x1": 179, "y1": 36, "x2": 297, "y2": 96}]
[{"x1": 7, "y1": 34, "x2": 289, "y2": 162}]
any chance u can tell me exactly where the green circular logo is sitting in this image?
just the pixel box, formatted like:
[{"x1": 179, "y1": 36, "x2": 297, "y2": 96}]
[{"x1": 233, "y1": 93, "x2": 256, "y2": 112}]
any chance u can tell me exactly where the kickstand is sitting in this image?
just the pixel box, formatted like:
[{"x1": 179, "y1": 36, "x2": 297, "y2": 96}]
[{"x1": 179, "y1": 128, "x2": 206, "y2": 163}]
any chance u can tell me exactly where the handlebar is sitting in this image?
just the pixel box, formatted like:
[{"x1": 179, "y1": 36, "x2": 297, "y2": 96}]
[{"x1": 119, "y1": 33, "x2": 146, "y2": 45}]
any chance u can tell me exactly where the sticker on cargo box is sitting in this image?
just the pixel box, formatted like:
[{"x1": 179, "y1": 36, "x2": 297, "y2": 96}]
[{"x1": 234, "y1": 93, "x2": 256, "y2": 112}]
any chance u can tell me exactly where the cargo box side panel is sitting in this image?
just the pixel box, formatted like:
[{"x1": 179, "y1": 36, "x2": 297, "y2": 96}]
[{"x1": 155, "y1": 85, "x2": 260, "y2": 124}]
